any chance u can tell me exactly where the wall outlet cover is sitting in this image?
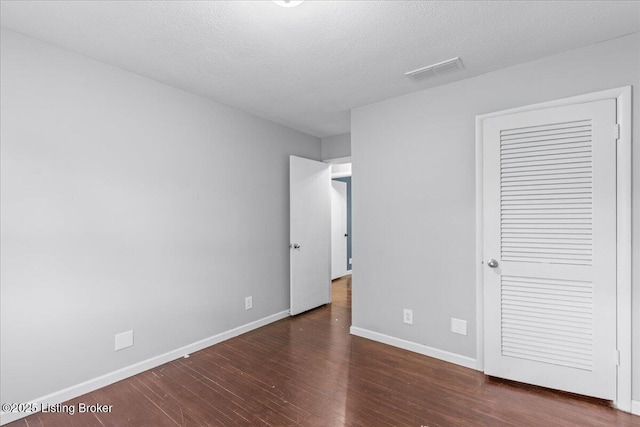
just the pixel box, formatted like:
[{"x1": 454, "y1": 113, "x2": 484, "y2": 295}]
[
  {"x1": 451, "y1": 318, "x2": 467, "y2": 336},
  {"x1": 245, "y1": 296, "x2": 253, "y2": 310},
  {"x1": 403, "y1": 309, "x2": 413, "y2": 325},
  {"x1": 115, "y1": 330, "x2": 134, "y2": 351}
]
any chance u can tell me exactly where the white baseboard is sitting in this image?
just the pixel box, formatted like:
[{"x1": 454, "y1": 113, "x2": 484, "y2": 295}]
[
  {"x1": 631, "y1": 400, "x2": 640, "y2": 416},
  {"x1": 350, "y1": 326, "x2": 477, "y2": 370},
  {"x1": 0, "y1": 310, "x2": 289, "y2": 426}
]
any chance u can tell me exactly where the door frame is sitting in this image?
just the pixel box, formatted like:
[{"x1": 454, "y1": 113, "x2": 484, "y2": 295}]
[
  {"x1": 331, "y1": 179, "x2": 348, "y2": 279},
  {"x1": 324, "y1": 156, "x2": 353, "y2": 273},
  {"x1": 474, "y1": 86, "x2": 632, "y2": 411}
]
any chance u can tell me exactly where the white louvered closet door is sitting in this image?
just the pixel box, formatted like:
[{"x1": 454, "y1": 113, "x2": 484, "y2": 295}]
[{"x1": 483, "y1": 99, "x2": 617, "y2": 399}]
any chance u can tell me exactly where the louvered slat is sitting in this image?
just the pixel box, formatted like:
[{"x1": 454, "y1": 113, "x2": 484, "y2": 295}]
[
  {"x1": 501, "y1": 275, "x2": 593, "y2": 370},
  {"x1": 501, "y1": 162, "x2": 591, "y2": 173},
  {"x1": 499, "y1": 120, "x2": 593, "y2": 265},
  {"x1": 501, "y1": 172, "x2": 592, "y2": 182},
  {"x1": 501, "y1": 141, "x2": 591, "y2": 153},
  {"x1": 499, "y1": 120, "x2": 596, "y2": 342},
  {"x1": 500, "y1": 120, "x2": 590, "y2": 135},
  {"x1": 501, "y1": 168, "x2": 591, "y2": 177}
]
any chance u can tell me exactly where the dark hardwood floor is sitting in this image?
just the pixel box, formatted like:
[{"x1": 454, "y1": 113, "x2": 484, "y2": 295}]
[{"x1": 9, "y1": 276, "x2": 639, "y2": 426}]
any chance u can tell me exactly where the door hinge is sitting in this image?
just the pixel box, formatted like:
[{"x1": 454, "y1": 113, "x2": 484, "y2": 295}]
[
  {"x1": 614, "y1": 349, "x2": 620, "y2": 366},
  {"x1": 614, "y1": 124, "x2": 620, "y2": 140}
]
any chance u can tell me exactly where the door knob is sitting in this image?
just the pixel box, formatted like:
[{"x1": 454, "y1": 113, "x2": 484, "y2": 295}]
[
  {"x1": 293, "y1": 243, "x2": 301, "y2": 249},
  {"x1": 487, "y1": 259, "x2": 498, "y2": 268}
]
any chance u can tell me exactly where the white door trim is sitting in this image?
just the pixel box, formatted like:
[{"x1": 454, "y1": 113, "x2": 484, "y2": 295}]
[
  {"x1": 475, "y1": 86, "x2": 632, "y2": 411},
  {"x1": 323, "y1": 156, "x2": 352, "y2": 165},
  {"x1": 331, "y1": 180, "x2": 348, "y2": 280}
]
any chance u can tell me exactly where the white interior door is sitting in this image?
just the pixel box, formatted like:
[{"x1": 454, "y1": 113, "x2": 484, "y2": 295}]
[
  {"x1": 482, "y1": 99, "x2": 617, "y2": 399},
  {"x1": 290, "y1": 156, "x2": 331, "y2": 316},
  {"x1": 331, "y1": 180, "x2": 348, "y2": 280}
]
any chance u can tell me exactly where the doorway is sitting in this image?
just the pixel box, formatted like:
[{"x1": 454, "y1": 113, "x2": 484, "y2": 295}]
[
  {"x1": 289, "y1": 156, "x2": 353, "y2": 316},
  {"x1": 328, "y1": 159, "x2": 352, "y2": 280}
]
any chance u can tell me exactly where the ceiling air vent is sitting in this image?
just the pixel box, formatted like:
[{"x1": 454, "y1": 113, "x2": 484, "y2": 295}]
[{"x1": 405, "y1": 57, "x2": 464, "y2": 82}]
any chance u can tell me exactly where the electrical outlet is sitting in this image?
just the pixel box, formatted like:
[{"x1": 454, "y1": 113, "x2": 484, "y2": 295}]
[
  {"x1": 245, "y1": 296, "x2": 253, "y2": 310},
  {"x1": 115, "y1": 330, "x2": 134, "y2": 351},
  {"x1": 403, "y1": 309, "x2": 413, "y2": 325},
  {"x1": 451, "y1": 318, "x2": 467, "y2": 336}
]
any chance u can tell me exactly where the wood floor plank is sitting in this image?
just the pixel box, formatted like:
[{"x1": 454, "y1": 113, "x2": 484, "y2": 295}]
[
  {"x1": 138, "y1": 363, "x2": 242, "y2": 426},
  {"x1": 129, "y1": 372, "x2": 226, "y2": 427},
  {"x1": 7, "y1": 277, "x2": 639, "y2": 426},
  {"x1": 178, "y1": 354, "x2": 311, "y2": 425}
]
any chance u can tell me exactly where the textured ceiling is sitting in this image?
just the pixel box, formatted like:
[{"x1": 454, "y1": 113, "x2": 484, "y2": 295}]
[{"x1": 1, "y1": 1, "x2": 639, "y2": 138}]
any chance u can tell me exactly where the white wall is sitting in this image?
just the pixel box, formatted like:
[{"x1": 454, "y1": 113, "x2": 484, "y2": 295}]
[
  {"x1": 321, "y1": 132, "x2": 351, "y2": 160},
  {"x1": 351, "y1": 33, "x2": 640, "y2": 399},
  {"x1": 0, "y1": 28, "x2": 320, "y2": 406}
]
